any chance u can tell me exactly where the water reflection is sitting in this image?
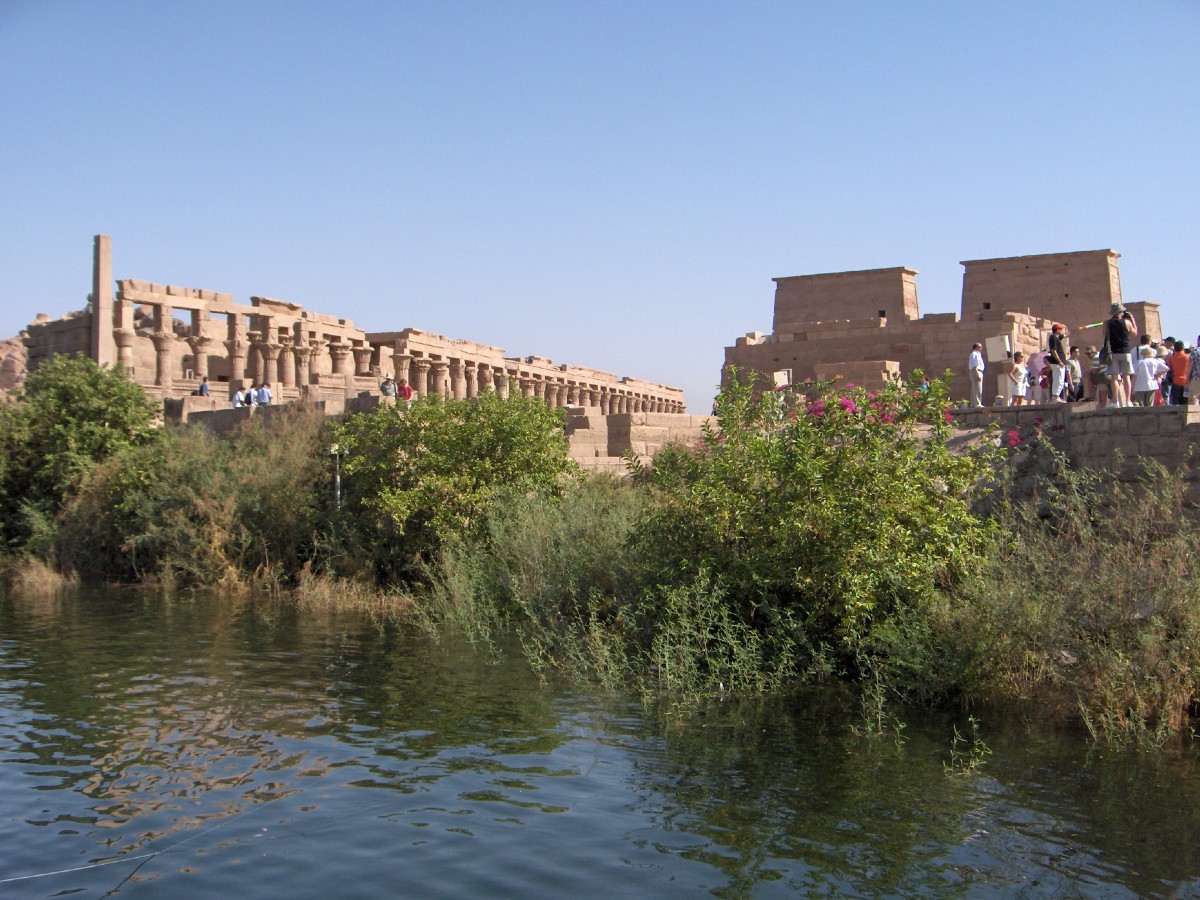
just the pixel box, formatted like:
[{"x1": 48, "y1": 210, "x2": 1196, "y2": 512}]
[{"x1": 2, "y1": 588, "x2": 1199, "y2": 898}]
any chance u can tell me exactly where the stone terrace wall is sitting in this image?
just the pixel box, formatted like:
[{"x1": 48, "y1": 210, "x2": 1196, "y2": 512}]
[
  {"x1": 950, "y1": 403, "x2": 1200, "y2": 502},
  {"x1": 564, "y1": 410, "x2": 711, "y2": 473}
]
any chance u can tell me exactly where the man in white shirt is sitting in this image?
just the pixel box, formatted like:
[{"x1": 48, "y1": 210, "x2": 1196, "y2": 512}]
[{"x1": 968, "y1": 343, "x2": 986, "y2": 407}]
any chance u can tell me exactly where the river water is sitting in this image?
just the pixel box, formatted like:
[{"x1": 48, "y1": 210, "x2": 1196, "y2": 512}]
[{"x1": 2, "y1": 587, "x2": 1198, "y2": 898}]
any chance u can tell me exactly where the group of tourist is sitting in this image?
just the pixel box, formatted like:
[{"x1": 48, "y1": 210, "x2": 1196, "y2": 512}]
[
  {"x1": 971, "y1": 303, "x2": 1200, "y2": 409},
  {"x1": 232, "y1": 382, "x2": 273, "y2": 408},
  {"x1": 379, "y1": 375, "x2": 414, "y2": 406}
]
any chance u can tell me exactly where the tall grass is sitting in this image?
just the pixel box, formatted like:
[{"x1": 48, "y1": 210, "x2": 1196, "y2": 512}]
[
  {"x1": 0, "y1": 554, "x2": 77, "y2": 598},
  {"x1": 422, "y1": 475, "x2": 647, "y2": 673},
  {"x1": 943, "y1": 448, "x2": 1200, "y2": 744},
  {"x1": 56, "y1": 407, "x2": 329, "y2": 589}
]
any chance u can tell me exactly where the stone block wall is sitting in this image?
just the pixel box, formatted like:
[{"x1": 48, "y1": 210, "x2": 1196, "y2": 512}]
[
  {"x1": 564, "y1": 411, "x2": 712, "y2": 472},
  {"x1": 726, "y1": 249, "x2": 1167, "y2": 410},
  {"x1": 772, "y1": 267, "x2": 919, "y2": 331},
  {"x1": 950, "y1": 403, "x2": 1200, "y2": 503}
]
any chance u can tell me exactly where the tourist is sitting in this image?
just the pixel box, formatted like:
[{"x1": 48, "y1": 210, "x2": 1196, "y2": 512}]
[
  {"x1": 1067, "y1": 346, "x2": 1084, "y2": 402},
  {"x1": 1048, "y1": 323, "x2": 1068, "y2": 402},
  {"x1": 1156, "y1": 338, "x2": 1173, "y2": 403},
  {"x1": 1088, "y1": 347, "x2": 1110, "y2": 408},
  {"x1": 1190, "y1": 336, "x2": 1200, "y2": 404},
  {"x1": 380, "y1": 375, "x2": 397, "y2": 402},
  {"x1": 199, "y1": 375, "x2": 210, "y2": 397},
  {"x1": 245, "y1": 382, "x2": 258, "y2": 407},
  {"x1": 397, "y1": 378, "x2": 414, "y2": 407},
  {"x1": 1104, "y1": 304, "x2": 1136, "y2": 407},
  {"x1": 1037, "y1": 356, "x2": 1053, "y2": 405},
  {"x1": 1133, "y1": 346, "x2": 1168, "y2": 407},
  {"x1": 1166, "y1": 340, "x2": 1190, "y2": 406},
  {"x1": 232, "y1": 386, "x2": 245, "y2": 408},
  {"x1": 1008, "y1": 351, "x2": 1029, "y2": 406},
  {"x1": 968, "y1": 342, "x2": 985, "y2": 407},
  {"x1": 257, "y1": 382, "x2": 273, "y2": 405}
]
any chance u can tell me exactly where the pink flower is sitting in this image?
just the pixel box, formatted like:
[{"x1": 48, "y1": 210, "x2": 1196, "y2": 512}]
[
  {"x1": 943, "y1": 412, "x2": 955, "y2": 423},
  {"x1": 1005, "y1": 429, "x2": 1021, "y2": 448},
  {"x1": 839, "y1": 396, "x2": 859, "y2": 414}
]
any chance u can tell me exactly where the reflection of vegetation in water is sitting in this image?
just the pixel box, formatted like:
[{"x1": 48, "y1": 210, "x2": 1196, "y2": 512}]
[
  {"x1": 626, "y1": 694, "x2": 984, "y2": 896},
  {"x1": 4, "y1": 589, "x2": 1200, "y2": 897},
  {"x1": 0, "y1": 589, "x2": 568, "y2": 866}
]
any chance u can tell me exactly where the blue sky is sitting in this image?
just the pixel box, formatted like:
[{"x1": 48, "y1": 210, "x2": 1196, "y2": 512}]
[{"x1": 2, "y1": 0, "x2": 1197, "y2": 410}]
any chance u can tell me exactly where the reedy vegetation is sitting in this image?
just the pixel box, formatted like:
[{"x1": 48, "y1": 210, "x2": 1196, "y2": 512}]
[{"x1": 2, "y1": 356, "x2": 1198, "y2": 741}]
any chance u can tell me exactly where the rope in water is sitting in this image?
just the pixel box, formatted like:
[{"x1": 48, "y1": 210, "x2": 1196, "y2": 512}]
[{"x1": 0, "y1": 794, "x2": 282, "y2": 886}]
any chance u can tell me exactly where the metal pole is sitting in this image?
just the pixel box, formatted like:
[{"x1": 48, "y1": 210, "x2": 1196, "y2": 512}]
[{"x1": 334, "y1": 452, "x2": 341, "y2": 510}]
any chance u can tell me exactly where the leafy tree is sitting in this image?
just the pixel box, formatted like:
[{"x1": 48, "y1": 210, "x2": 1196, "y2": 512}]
[
  {"x1": 0, "y1": 354, "x2": 158, "y2": 549},
  {"x1": 329, "y1": 390, "x2": 579, "y2": 582}
]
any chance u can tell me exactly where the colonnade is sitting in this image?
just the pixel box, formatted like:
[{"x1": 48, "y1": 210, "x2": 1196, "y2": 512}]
[{"x1": 386, "y1": 349, "x2": 684, "y2": 414}]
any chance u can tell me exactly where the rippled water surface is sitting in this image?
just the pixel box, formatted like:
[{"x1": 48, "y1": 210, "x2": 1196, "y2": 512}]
[{"x1": 2, "y1": 587, "x2": 1199, "y2": 898}]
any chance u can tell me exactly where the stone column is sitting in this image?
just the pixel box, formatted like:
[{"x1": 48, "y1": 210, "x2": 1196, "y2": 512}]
[
  {"x1": 225, "y1": 316, "x2": 248, "y2": 392},
  {"x1": 476, "y1": 362, "x2": 492, "y2": 392},
  {"x1": 329, "y1": 342, "x2": 351, "y2": 376},
  {"x1": 115, "y1": 328, "x2": 136, "y2": 376},
  {"x1": 520, "y1": 377, "x2": 535, "y2": 398},
  {"x1": 431, "y1": 361, "x2": 449, "y2": 398},
  {"x1": 411, "y1": 359, "x2": 431, "y2": 397},
  {"x1": 353, "y1": 346, "x2": 373, "y2": 376},
  {"x1": 247, "y1": 337, "x2": 264, "y2": 384},
  {"x1": 534, "y1": 379, "x2": 546, "y2": 402},
  {"x1": 465, "y1": 362, "x2": 478, "y2": 399},
  {"x1": 293, "y1": 345, "x2": 313, "y2": 387},
  {"x1": 495, "y1": 369, "x2": 510, "y2": 398},
  {"x1": 450, "y1": 360, "x2": 466, "y2": 400},
  {"x1": 259, "y1": 342, "x2": 281, "y2": 387},
  {"x1": 277, "y1": 336, "x2": 295, "y2": 387},
  {"x1": 186, "y1": 335, "x2": 213, "y2": 379},
  {"x1": 91, "y1": 234, "x2": 117, "y2": 367},
  {"x1": 114, "y1": 294, "x2": 136, "y2": 375},
  {"x1": 150, "y1": 331, "x2": 174, "y2": 386},
  {"x1": 588, "y1": 388, "x2": 600, "y2": 409},
  {"x1": 393, "y1": 352, "x2": 412, "y2": 385}
]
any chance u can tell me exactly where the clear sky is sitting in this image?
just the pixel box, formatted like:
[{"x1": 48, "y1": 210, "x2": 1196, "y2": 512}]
[{"x1": 2, "y1": 0, "x2": 1197, "y2": 410}]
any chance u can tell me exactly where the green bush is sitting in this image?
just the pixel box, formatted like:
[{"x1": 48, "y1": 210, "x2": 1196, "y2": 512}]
[
  {"x1": 0, "y1": 354, "x2": 158, "y2": 551},
  {"x1": 329, "y1": 390, "x2": 579, "y2": 583},
  {"x1": 425, "y1": 475, "x2": 647, "y2": 664},
  {"x1": 627, "y1": 370, "x2": 1000, "y2": 696},
  {"x1": 57, "y1": 408, "x2": 328, "y2": 587}
]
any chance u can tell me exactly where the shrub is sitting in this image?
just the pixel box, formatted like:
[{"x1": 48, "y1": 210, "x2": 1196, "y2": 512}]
[
  {"x1": 943, "y1": 449, "x2": 1200, "y2": 743},
  {"x1": 329, "y1": 391, "x2": 579, "y2": 583},
  {"x1": 0, "y1": 354, "x2": 158, "y2": 551},
  {"x1": 626, "y1": 370, "x2": 1000, "y2": 696},
  {"x1": 57, "y1": 407, "x2": 328, "y2": 587}
]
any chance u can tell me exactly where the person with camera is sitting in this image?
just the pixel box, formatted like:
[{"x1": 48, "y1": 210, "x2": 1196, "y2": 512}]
[{"x1": 1103, "y1": 304, "x2": 1137, "y2": 407}]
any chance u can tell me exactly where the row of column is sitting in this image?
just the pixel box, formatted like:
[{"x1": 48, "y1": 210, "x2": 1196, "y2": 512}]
[
  {"x1": 131, "y1": 308, "x2": 375, "y2": 396},
  {"x1": 111, "y1": 300, "x2": 684, "y2": 412},
  {"x1": 389, "y1": 352, "x2": 683, "y2": 414}
]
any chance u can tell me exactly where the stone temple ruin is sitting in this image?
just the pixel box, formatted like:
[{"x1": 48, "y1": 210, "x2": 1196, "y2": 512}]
[
  {"x1": 724, "y1": 249, "x2": 1164, "y2": 405},
  {"x1": 17, "y1": 235, "x2": 706, "y2": 471}
]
